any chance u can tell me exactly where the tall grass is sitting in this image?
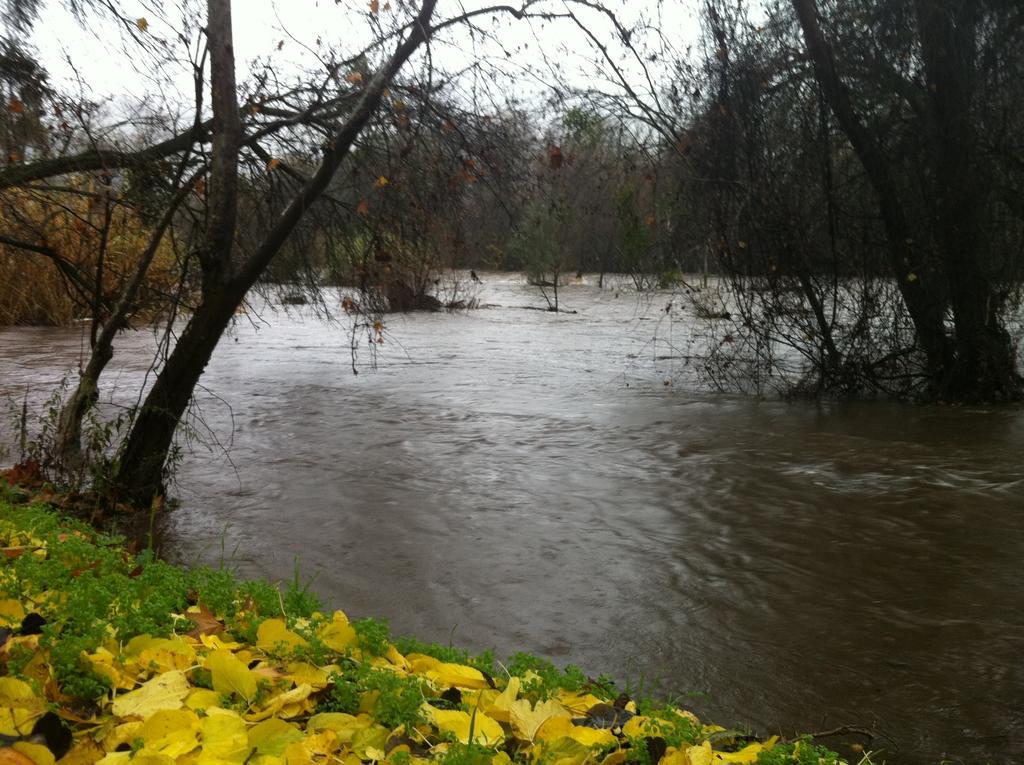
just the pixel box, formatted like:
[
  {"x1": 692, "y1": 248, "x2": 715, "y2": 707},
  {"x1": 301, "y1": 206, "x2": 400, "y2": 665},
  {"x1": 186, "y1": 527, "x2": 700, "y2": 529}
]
[{"x1": 0, "y1": 179, "x2": 181, "y2": 326}]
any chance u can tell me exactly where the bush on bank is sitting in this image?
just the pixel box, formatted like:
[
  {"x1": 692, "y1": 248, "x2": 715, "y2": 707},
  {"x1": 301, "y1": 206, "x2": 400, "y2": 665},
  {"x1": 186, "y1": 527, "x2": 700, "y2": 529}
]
[{"x1": 0, "y1": 492, "x2": 866, "y2": 765}]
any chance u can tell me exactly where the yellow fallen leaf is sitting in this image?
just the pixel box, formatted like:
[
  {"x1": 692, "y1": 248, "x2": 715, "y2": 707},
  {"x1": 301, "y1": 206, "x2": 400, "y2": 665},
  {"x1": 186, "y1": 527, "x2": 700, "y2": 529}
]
[
  {"x1": 305, "y1": 712, "x2": 368, "y2": 742},
  {"x1": 537, "y1": 737, "x2": 591, "y2": 765},
  {"x1": 425, "y1": 708, "x2": 503, "y2": 746},
  {"x1": 185, "y1": 688, "x2": 222, "y2": 711},
  {"x1": 282, "y1": 730, "x2": 339, "y2": 763},
  {"x1": 206, "y1": 649, "x2": 257, "y2": 702},
  {"x1": 53, "y1": 737, "x2": 104, "y2": 765},
  {"x1": 285, "y1": 662, "x2": 333, "y2": 689},
  {"x1": 408, "y1": 656, "x2": 489, "y2": 689},
  {"x1": 198, "y1": 708, "x2": 250, "y2": 764},
  {"x1": 384, "y1": 645, "x2": 409, "y2": 670},
  {"x1": 601, "y1": 750, "x2": 629, "y2": 765},
  {"x1": 103, "y1": 722, "x2": 145, "y2": 753},
  {"x1": 319, "y1": 612, "x2": 357, "y2": 652},
  {"x1": 111, "y1": 671, "x2": 190, "y2": 718},
  {"x1": 0, "y1": 599, "x2": 25, "y2": 624},
  {"x1": 15, "y1": 651, "x2": 47, "y2": 689},
  {"x1": 0, "y1": 705, "x2": 38, "y2": 737},
  {"x1": 0, "y1": 676, "x2": 42, "y2": 737},
  {"x1": 199, "y1": 634, "x2": 242, "y2": 651},
  {"x1": 139, "y1": 709, "x2": 200, "y2": 757},
  {"x1": 246, "y1": 684, "x2": 313, "y2": 721},
  {"x1": 248, "y1": 718, "x2": 304, "y2": 758},
  {"x1": 712, "y1": 737, "x2": 777, "y2": 763},
  {"x1": 121, "y1": 751, "x2": 174, "y2": 765},
  {"x1": 350, "y1": 725, "x2": 389, "y2": 759},
  {"x1": 0, "y1": 678, "x2": 36, "y2": 705},
  {"x1": 658, "y1": 747, "x2": 686, "y2": 765},
  {"x1": 94, "y1": 753, "x2": 131, "y2": 765},
  {"x1": 687, "y1": 742, "x2": 713, "y2": 765},
  {"x1": 126, "y1": 635, "x2": 196, "y2": 673},
  {"x1": 256, "y1": 619, "x2": 308, "y2": 653},
  {"x1": 12, "y1": 742, "x2": 54, "y2": 765},
  {"x1": 555, "y1": 692, "x2": 605, "y2": 716},
  {"x1": 482, "y1": 676, "x2": 519, "y2": 722},
  {"x1": 535, "y1": 717, "x2": 615, "y2": 748},
  {"x1": 510, "y1": 698, "x2": 570, "y2": 741},
  {"x1": 87, "y1": 648, "x2": 134, "y2": 691}
]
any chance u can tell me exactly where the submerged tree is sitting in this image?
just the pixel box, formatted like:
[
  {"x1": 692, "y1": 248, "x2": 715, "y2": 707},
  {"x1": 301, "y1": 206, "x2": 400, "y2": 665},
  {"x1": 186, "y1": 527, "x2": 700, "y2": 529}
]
[
  {"x1": 670, "y1": 0, "x2": 1024, "y2": 400},
  {"x1": 793, "y1": 0, "x2": 1023, "y2": 400}
]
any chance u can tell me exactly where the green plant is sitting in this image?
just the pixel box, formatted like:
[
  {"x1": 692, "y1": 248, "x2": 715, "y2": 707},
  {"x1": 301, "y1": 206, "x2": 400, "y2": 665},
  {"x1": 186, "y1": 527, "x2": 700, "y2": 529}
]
[
  {"x1": 637, "y1": 707, "x2": 702, "y2": 748},
  {"x1": 283, "y1": 557, "x2": 322, "y2": 617},
  {"x1": 19, "y1": 378, "x2": 68, "y2": 470},
  {"x1": 505, "y1": 653, "x2": 588, "y2": 697},
  {"x1": 79, "y1": 407, "x2": 129, "y2": 494},
  {"x1": 440, "y1": 742, "x2": 496, "y2": 765},
  {"x1": 319, "y1": 662, "x2": 427, "y2": 729},
  {"x1": 354, "y1": 617, "x2": 392, "y2": 656},
  {"x1": 755, "y1": 737, "x2": 845, "y2": 765},
  {"x1": 45, "y1": 632, "x2": 112, "y2": 700}
]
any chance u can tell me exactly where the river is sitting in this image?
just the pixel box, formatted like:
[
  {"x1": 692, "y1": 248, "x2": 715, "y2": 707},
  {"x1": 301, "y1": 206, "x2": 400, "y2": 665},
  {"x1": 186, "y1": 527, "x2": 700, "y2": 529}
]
[{"x1": 1, "y1": 273, "x2": 1022, "y2": 764}]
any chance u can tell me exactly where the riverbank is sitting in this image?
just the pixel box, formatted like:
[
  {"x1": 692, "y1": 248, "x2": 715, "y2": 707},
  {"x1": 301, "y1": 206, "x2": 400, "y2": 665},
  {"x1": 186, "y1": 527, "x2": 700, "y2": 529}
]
[{"x1": 0, "y1": 487, "x2": 862, "y2": 765}]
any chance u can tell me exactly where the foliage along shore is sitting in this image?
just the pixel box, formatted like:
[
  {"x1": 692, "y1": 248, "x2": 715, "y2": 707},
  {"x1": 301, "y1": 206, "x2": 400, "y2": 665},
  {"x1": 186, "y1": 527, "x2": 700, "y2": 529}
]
[{"x1": 0, "y1": 489, "x2": 866, "y2": 765}]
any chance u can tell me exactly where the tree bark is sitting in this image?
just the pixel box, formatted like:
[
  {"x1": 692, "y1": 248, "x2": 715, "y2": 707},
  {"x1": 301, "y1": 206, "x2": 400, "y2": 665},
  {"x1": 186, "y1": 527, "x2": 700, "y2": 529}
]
[
  {"x1": 114, "y1": 283, "x2": 245, "y2": 505},
  {"x1": 54, "y1": 341, "x2": 112, "y2": 470}
]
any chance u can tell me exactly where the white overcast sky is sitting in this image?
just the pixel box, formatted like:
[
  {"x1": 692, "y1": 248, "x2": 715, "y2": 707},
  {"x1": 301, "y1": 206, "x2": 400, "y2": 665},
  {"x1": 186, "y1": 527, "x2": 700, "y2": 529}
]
[{"x1": 27, "y1": 0, "x2": 704, "y2": 115}]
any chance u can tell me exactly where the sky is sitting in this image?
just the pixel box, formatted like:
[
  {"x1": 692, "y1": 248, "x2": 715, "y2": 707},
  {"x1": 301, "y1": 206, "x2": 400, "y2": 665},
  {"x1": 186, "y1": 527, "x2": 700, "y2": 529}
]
[{"x1": 25, "y1": 0, "x2": 704, "y2": 117}]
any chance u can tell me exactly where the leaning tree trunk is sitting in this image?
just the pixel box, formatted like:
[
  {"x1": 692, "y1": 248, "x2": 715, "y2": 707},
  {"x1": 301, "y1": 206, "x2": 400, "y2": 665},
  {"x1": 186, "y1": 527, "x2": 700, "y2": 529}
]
[
  {"x1": 114, "y1": 0, "x2": 242, "y2": 506},
  {"x1": 113, "y1": 0, "x2": 438, "y2": 506},
  {"x1": 114, "y1": 283, "x2": 244, "y2": 505}
]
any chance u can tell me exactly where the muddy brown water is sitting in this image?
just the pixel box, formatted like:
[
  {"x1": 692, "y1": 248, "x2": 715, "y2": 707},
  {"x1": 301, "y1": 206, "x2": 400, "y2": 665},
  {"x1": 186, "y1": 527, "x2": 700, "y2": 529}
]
[{"x1": 1, "y1": 274, "x2": 1022, "y2": 764}]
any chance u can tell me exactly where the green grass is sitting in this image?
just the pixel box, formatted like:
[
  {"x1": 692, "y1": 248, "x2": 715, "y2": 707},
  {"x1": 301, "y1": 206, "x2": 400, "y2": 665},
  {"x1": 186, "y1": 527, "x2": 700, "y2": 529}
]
[{"x1": 318, "y1": 661, "x2": 428, "y2": 729}]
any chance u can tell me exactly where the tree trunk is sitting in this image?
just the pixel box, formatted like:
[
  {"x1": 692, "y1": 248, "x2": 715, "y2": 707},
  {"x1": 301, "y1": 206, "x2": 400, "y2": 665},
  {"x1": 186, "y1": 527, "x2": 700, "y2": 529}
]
[
  {"x1": 114, "y1": 284, "x2": 243, "y2": 505},
  {"x1": 113, "y1": 0, "x2": 438, "y2": 506},
  {"x1": 792, "y1": 0, "x2": 954, "y2": 383},
  {"x1": 913, "y1": 0, "x2": 1022, "y2": 400},
  {"x1": 55, "y1": 343, "x2": 112, "y2": 470},
  {"x1": 113, "y1": 0, "x2": 243, "y2": 506}
]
